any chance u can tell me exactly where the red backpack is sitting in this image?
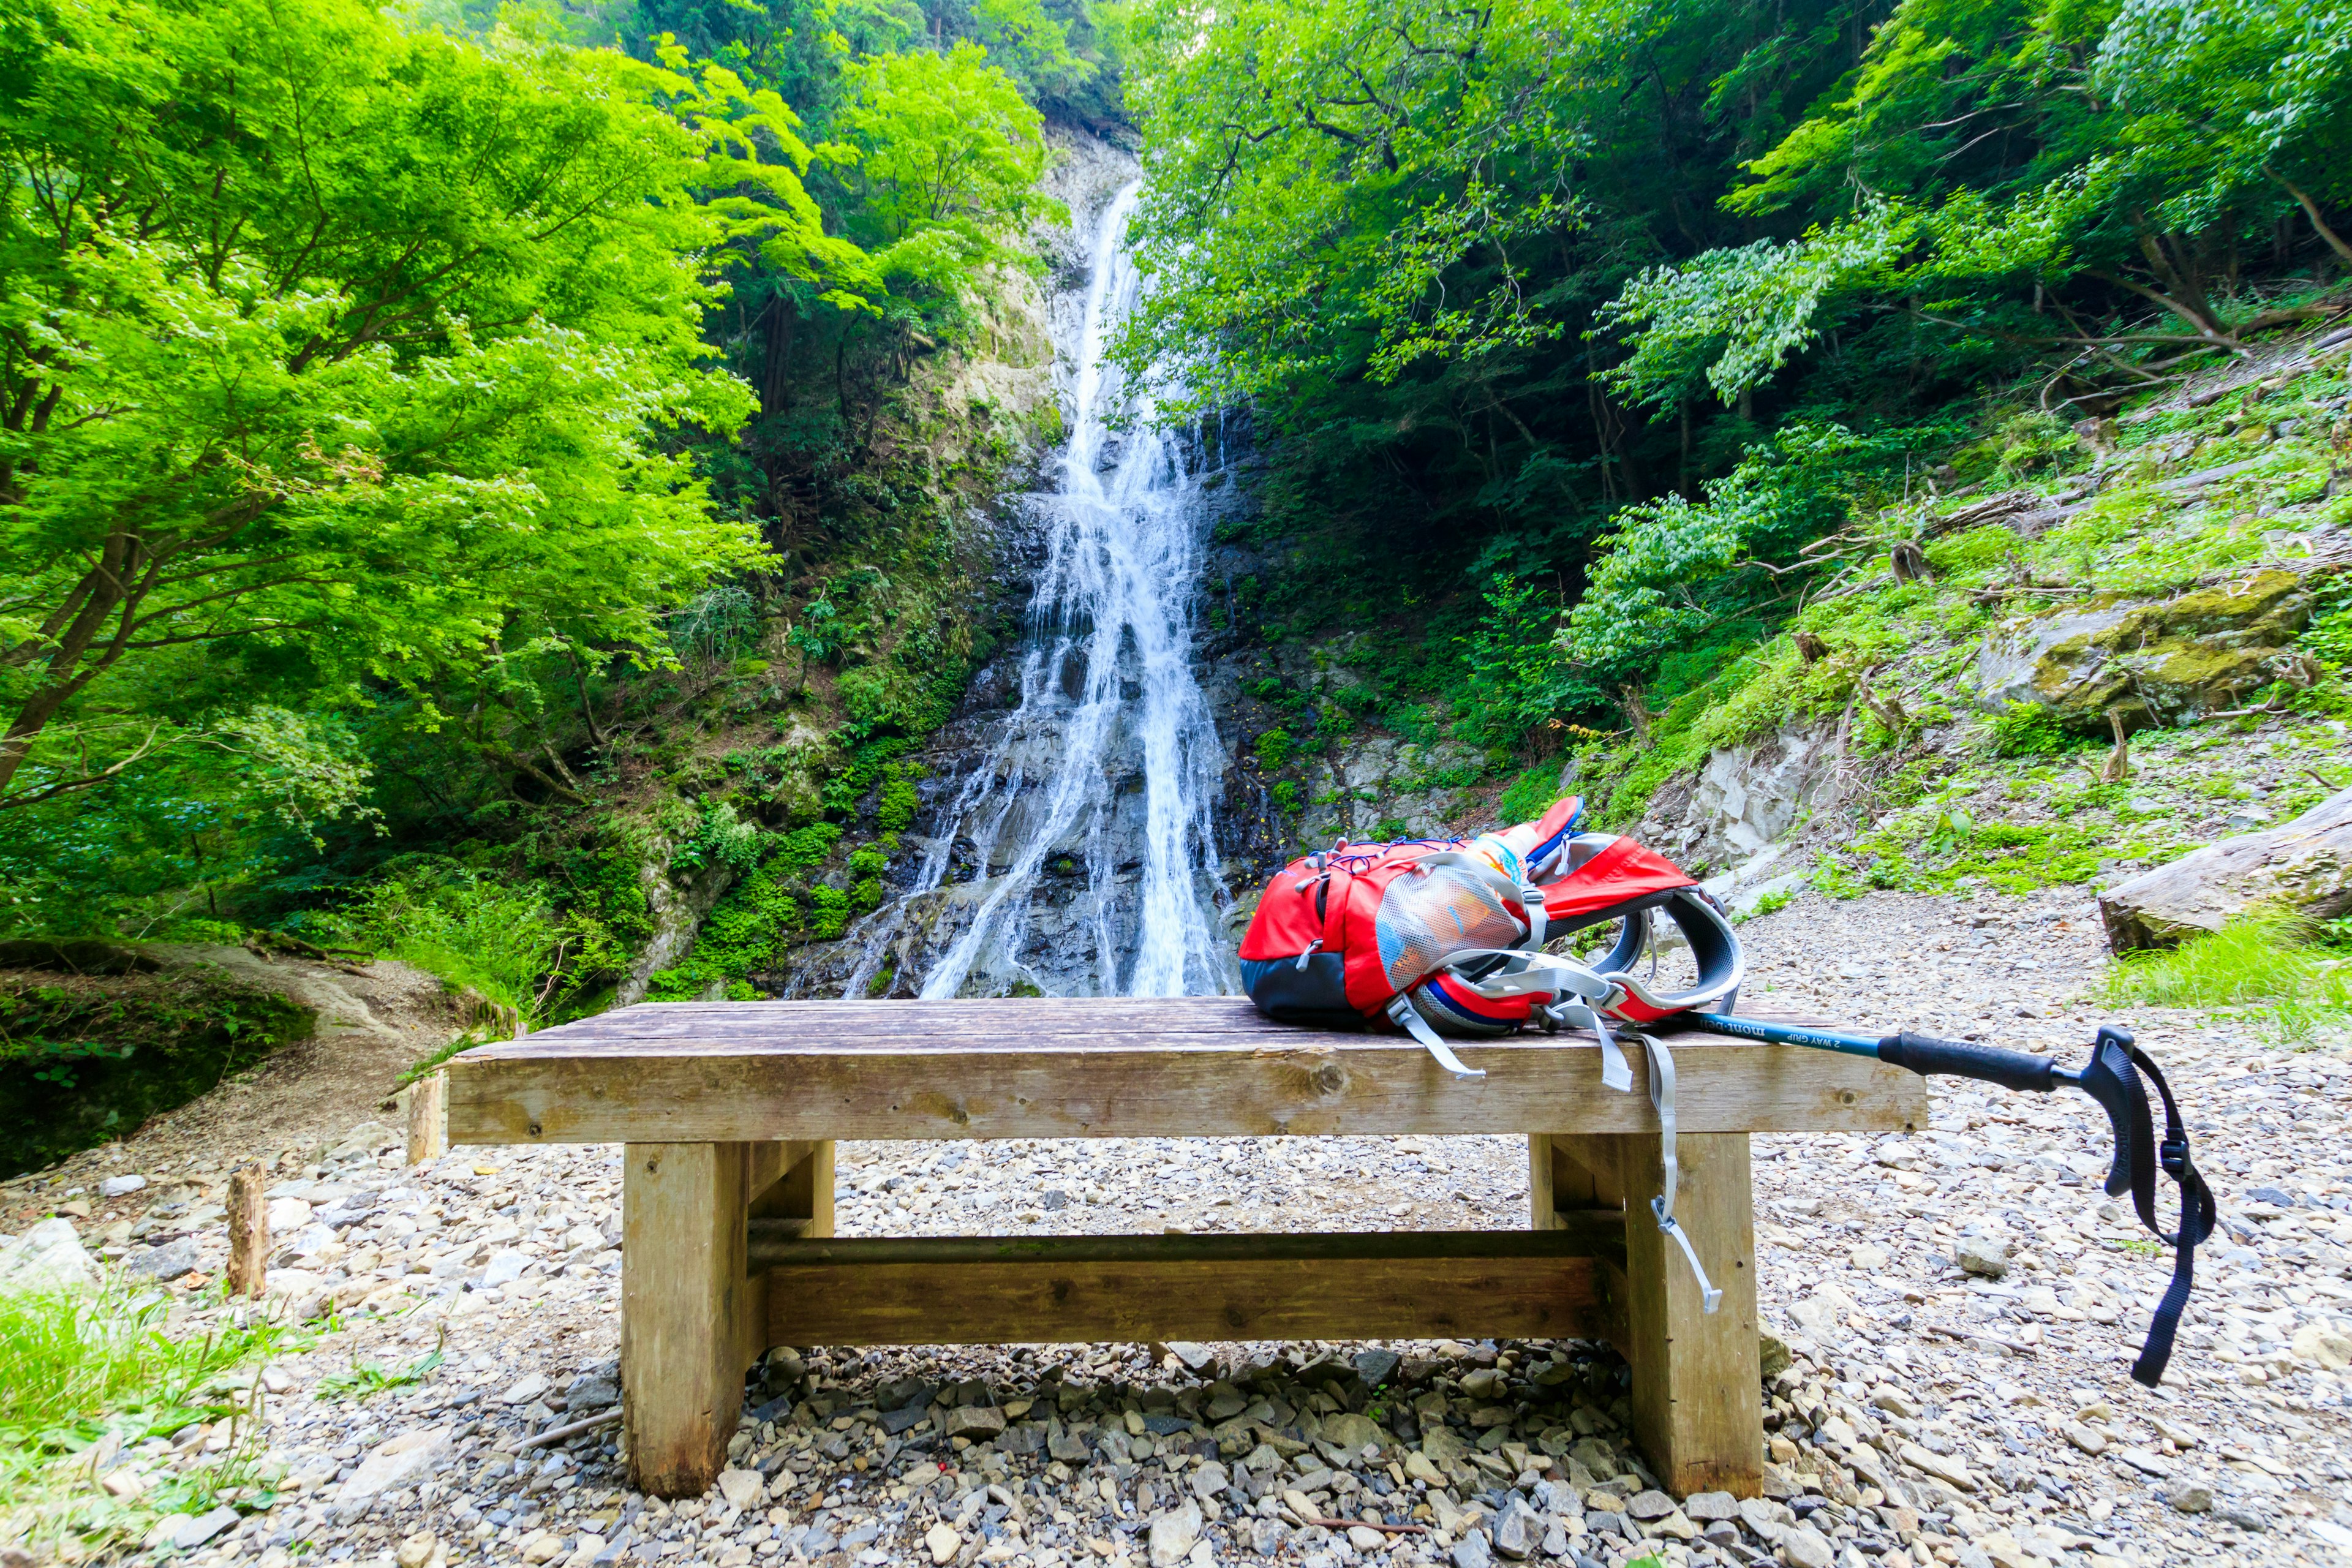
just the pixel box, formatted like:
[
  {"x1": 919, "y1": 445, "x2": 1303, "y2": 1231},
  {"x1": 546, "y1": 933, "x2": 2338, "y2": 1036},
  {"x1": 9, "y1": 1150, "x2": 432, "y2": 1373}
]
[{"x1": 1235, "y1": 796, "x2": 1743, "y2": 1079}]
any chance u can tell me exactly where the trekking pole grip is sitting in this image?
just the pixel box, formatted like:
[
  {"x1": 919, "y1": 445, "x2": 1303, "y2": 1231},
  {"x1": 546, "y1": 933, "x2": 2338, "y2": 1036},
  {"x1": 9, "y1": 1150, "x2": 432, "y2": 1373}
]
[{"x1": 1876, "y1": 1031, "x2": 2061, "y2": 1094}]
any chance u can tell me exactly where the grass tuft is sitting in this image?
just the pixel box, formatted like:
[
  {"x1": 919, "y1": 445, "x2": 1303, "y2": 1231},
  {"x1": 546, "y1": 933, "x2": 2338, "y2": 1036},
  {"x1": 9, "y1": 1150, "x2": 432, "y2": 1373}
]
[
  {"x1": 2105, "y1": 909, "x2": 2351, "y2": 1041},
  {"x1": 0, "y1": 1281, "x2": 286, "y2": 1559}
]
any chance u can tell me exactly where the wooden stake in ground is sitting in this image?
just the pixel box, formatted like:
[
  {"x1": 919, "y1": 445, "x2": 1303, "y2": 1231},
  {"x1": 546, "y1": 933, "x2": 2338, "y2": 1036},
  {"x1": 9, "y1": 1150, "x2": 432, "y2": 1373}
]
[
  {"x1": 227, "y1": 1163, "x2": 268, "y2": 1298},
  {"x1": 407, "y1": 1071, "x2": 448, "y2": 1165}
]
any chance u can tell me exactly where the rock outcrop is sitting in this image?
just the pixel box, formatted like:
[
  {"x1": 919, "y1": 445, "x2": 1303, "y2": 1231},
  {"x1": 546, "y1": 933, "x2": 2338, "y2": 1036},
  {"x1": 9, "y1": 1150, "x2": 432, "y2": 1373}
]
[
  {"x1": 1973, "y1": 570, "x2": 2315, "y2": 729},
  {"x1": 2099, "y1": 784, "x2": 2352, "y2": 950}
]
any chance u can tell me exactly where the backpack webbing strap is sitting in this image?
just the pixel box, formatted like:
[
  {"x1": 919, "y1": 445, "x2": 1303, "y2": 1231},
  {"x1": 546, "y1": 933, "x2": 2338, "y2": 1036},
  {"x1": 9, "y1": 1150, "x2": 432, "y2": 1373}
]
[
  {"x1": 1638, "y1": 1031, "x2": 1721, "y2": 1313},
  {"x1": 2117, "y1": 1040, "x2": 2216, "y2": 1387},
  {"x1": 1387, "y1": 993, "x2": 1486, "y2": 1080}
]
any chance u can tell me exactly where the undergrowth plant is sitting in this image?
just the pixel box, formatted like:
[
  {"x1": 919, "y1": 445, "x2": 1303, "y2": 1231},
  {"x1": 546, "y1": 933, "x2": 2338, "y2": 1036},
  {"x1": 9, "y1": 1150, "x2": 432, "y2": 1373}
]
[
  {"x1": 0, "y1": 1283, "x2": 285, "y2": 1559},
  {"x1": 2105, "y1": 910, "x2": 2352, "y2": 1042}
]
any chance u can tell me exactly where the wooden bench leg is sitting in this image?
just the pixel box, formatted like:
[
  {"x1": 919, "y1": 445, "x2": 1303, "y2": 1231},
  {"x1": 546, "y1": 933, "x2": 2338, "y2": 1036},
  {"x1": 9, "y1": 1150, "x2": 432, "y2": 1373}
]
[
  {"x1": 622, "y1": 1142, "x2": 758, "y2": 1498},
  {"x1": 1547, "y1": 1132, "x2": 1763, "y2": 1499}
]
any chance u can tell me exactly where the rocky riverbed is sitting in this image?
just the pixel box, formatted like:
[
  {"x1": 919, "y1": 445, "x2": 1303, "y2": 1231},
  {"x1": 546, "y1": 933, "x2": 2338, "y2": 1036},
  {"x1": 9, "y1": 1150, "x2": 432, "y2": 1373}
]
[{"x1": 2, "y1": 887, "x2": 2347, "y2": 1568}]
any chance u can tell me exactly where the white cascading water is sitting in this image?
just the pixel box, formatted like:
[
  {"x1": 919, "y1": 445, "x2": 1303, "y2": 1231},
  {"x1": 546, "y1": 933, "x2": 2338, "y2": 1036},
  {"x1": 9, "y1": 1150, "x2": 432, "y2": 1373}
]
[{"x1": 840, "y1": 183, "x2": 1232, "y2": 999}]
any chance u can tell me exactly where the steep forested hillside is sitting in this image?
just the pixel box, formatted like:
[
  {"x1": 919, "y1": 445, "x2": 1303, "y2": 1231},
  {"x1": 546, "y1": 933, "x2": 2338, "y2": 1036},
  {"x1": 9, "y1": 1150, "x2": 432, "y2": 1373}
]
[{"x1": 1114, "y1": 0, "x2": 2352, "y2": 839}]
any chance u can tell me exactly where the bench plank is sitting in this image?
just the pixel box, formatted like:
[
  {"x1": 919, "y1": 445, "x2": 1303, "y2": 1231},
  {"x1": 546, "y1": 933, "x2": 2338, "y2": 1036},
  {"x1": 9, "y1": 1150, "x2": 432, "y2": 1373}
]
[
  {"x1": 448, "y1": 999, "x2": 1924, "y2": 1144},
  {"x1": 764, "y1": 1239, "x2": 1619, "y2": 1348}
]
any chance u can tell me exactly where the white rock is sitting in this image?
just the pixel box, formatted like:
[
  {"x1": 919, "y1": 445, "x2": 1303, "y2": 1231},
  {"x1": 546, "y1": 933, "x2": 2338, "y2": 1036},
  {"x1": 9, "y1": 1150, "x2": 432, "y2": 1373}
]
[
  {"x1": 336, "y1": 1426, "x2": 453, "y2": 1502},
  {"x1": 266, "y1": 1268, "x2": 324, "y2": 1300},
  {"x1": 268, "y1": 1197, "x2": 315, "y2": 1232},
  {"x1": 0, "y1": 1218, "x2": 96, "y2": 1294},
  {"x1": 1147, "y1": 1499, "x2": 1203, "y2": 1568},
  {"x1": 925, "y1": 1523, "x2": 961, "y2": 1564},
  {"x1": 282, "y1": 1223, "x2": 337, "y2": 1258},
  {"x1": 99, "y1": 1174, "x2": 148, "y2": 1198},
  {"x1": 716, "y1": 1467, "x2": 765, "y2": 1509},
  {"x1": 502, "y1": 1371, "x2": 549, "y2": 1405},
  {"x1": 563, "y1": 1224, "x2": 604, "y2": 1252},
  {"x1": 480, "y1": 1249, "x2": 533, "y2": 1287}
]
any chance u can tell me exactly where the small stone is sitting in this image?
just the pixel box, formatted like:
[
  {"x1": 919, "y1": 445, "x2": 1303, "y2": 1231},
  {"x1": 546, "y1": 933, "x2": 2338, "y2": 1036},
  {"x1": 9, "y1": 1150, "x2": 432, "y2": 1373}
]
[
  {"x1": 1459, "y1": 1368, "x2": 1505, "y2": 1400},
  {"x1": 125, "y1": 1237, "x2": 200, "y2": 1282},
  {"x1": 1147, "y1": 1499, "x2": 1202, "y2": 1568},
  {"x1": 1159, "y1": 1341, "x2": 1219, "y2": 1375},
  {"x1": 2062, "y1": 1422, "x2": 2108, "y2": 1457},
  {"x1": 1191, "y1": 1460, "x2": 1229, "y2": 1499},
  {"x1": 502, "y1": 1372, "x2": 550, "y2": 1406},
  {"x1": 175, "y1": 1507, "x2": 239, "y2": 1548},
  {"x1": 1758, "y1": 1334, "x2": 1792, "y2": 1379},
  {"x1": 519, "y1": 1531, "x2": 563, "y2": 1564},
  {"x1": 1626, "y1": 1490, "x2": 1674, "y2": 1521},
  {"x1": 1871, "y1": 1387, "x2": 1920, "y2": 1419},
  {"x1": 925, "y1": 1523, "x2": 960, "y2": 1564},
  {"x1": 1848, "y1": 1243, "x2": 1888, "y2": 1271},
  {"x1": 1682, "y1": 1491, "x2": 1736, "y2": 1523},
  {"x1": 336, "y1": 1425, "x2": 453, "y2": 1502},
  {"x1": 1646, "y1": 1509, "x2": 1697, "y2": 1542},
  {"x1": 1321, "y1": 1411, "x2": 1384, "y2": 1453},
  {"x1": 1898, "y1": 1441, "x2": 1977, "y2": 1492},
  {"x1": 715, "y1": 1468, "x2": 765, "y2": 1509},
  {"x1": 2293, "y1": 1323, "x2": 2352, "y2": 1371},
  {"x1": 396, "y1": 1532, "x2": 440, "y2": 1568},
  {"x1": 2166, "y1": 1480, "x2": 2214, "y2": 1513},
  {"x1": 944, "y1": 1404, "x2": 1006, "y2": 1439},
  {"x1": 1450, "y1": 1529, "x2": 1493, "y2": 1568},
  {"x1": 1352, "y1": 1349, "x2": 1401, "y2": 1385},
  {"x1": 1954, "y1": 1238, "x2": 2009, "y2": 1279},
  {"x1": 266, "y1": 1196, "x2": 314, "y2": 1232},
  {"x1": 1349, "y1": 1525, "x2": 1389, "y2": 1553},
  {"x1": 99, "y1": 1174, "x2": 147, "y2": 1197},
  {"x1": 1781, "y1": 1523, "x2": 1836, "y2": 1568},
  {"x1": 1404, "y1": 1451, "x2": 1444, "y2": 1486},
  {"x1": 0, "y1": 1218, "x2": 96, "y2": 1294},
  {"x1": 480, "y1": 1249, "x2": 532, "y2": 1287},
  {"x1": 1492, "y1": 1498, "x2": 1540, "y2": 1559}
]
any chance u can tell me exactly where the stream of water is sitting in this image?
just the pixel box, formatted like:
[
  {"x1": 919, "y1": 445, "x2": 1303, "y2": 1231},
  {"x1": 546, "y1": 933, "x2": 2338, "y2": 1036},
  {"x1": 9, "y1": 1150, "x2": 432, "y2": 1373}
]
[{"x1": 836, "y1": 183, "x2": 1233, "y2": 1000}]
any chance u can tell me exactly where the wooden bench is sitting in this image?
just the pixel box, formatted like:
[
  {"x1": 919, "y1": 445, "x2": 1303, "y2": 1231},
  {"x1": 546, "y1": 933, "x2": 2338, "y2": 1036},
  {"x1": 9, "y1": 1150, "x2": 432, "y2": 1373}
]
[{"x1": 443, "y1": 997, "x2": 1925, "y2": 1501}]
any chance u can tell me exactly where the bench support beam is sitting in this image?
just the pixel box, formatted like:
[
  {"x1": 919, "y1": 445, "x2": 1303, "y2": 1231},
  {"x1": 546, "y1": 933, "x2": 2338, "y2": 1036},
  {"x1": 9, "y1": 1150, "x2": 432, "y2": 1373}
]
[
  {"x1": 1543, "y1": 1132, "x2": 1763, "y2": 1499},
  {"x1": 757, "y1": 1226, "x2": 1622, "y2": 1347},
  {"x1": 622, "y1": 1139, "x2": 830, "y2": 1497}
]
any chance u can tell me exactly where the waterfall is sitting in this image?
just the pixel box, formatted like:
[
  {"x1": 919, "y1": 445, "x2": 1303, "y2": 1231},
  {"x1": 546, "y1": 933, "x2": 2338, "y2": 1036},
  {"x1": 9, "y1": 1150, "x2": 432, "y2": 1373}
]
[{"x1": 838, "y1": 182, "x2": 1234, "y2": 1000}]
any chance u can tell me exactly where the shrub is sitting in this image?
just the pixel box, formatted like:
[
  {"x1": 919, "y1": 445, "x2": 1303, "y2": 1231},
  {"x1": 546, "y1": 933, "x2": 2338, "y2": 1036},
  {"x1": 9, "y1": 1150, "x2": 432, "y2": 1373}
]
[
  {"x1": 1255, "y1": 729, "x2": 1294, "y2": 771},
  {"x1": 1988, "y1": 703, "x2": 2076, "y2": 757}
]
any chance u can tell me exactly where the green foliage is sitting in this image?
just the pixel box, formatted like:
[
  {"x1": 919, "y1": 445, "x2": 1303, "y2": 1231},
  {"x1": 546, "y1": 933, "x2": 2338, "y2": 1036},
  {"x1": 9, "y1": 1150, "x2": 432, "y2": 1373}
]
[
  {"x1": 2306, "y1": 579, "x2": 2352, "y2": 668},
  {"x1": 315, "y1": 861, "x2": 582, "y2": 1026},
  {"x1": 0, "y1": 1278, "x2": 285, "y2": 1559},
  {"x1": 2106, "y1": 909, "x2": 2352, "y2": 1041},
  {"x1": 0, "y1": 0, "x2": 768, "y2": 814},
  {"x1": 1254, "y1": 729, "x2": 1294, "y2": 772},
  {"x1": 1561, "y1": 425, "x2": 1890, "y2": 684},
  {"x1": 0, "y1": 967, "x2": 312, "y2": 1178},
  {"x1": 1988, "y1": 704, "x2": 2078, "y2": 758},
  {"x1": 835, "y1": 42, "x2": 1062, "y2": 305},
  {"x1": 315, "y1": 1342, "x2": 445, "y2": 1402}
]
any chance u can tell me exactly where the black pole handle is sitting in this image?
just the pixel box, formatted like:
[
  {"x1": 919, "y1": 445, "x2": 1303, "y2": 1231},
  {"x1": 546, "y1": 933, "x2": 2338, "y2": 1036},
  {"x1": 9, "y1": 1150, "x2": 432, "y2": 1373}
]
[{"x1": 1876, "y1": 1031, "x2": 2062, "y2": 1093}]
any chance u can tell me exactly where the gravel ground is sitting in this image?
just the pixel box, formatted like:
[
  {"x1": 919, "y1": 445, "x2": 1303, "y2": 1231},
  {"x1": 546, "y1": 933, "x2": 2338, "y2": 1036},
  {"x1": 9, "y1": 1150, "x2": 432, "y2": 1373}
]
[{"x1": 4, "y1": 886, "x2": 2347, "y2": 1568}]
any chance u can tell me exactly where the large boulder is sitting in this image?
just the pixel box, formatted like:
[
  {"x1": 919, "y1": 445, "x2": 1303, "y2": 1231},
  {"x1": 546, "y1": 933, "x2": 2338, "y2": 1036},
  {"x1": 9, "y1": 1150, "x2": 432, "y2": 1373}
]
[
  {"x1": 2100, "y1": 785, "x2": 2352, "y2": 951},
  {"x1": 1974, "y1": 570, "x2": 2314, "y2": 729}
]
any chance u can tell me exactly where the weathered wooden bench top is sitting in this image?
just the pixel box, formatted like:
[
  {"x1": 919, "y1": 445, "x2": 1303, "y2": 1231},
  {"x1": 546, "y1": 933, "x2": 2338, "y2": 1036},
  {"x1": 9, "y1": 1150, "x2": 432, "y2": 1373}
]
[
  {"x1": 441, "y1": 998, "x2": 1928, "y2": 1502},
  {"x1": 445, "y1": 996, "x2": 1926, "y2": 1144}
]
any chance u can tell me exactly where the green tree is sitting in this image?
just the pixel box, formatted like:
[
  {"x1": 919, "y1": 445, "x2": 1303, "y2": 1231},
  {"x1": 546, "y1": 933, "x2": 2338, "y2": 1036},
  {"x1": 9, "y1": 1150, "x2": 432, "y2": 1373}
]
[
  {"x1": 0, "y1": 0, "x2": 764, "y2": 808},
  {"x1": 834, "y1": 41, "x2": 1061, "y2": 296}
]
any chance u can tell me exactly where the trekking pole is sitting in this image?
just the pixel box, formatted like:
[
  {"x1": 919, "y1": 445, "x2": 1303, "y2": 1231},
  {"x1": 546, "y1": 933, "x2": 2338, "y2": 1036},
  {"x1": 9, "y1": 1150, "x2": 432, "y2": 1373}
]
[{"x1": 1685, "y1": 1012, "x2": 2216, "y2": 1387}]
